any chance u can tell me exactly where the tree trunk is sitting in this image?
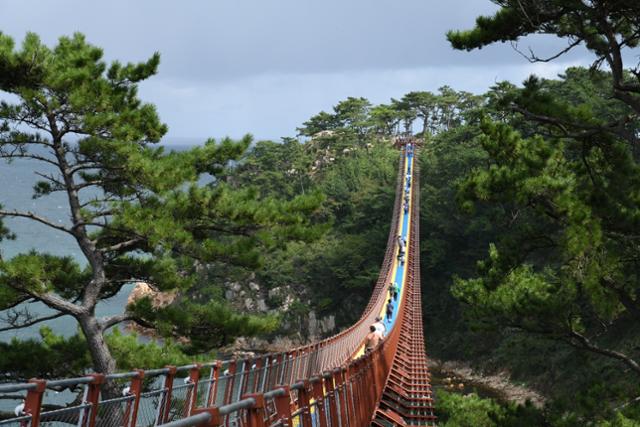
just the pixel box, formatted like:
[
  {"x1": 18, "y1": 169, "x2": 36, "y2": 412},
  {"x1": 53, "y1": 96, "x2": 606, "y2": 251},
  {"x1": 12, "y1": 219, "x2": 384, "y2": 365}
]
[
  {"x1": 78, "y1": 315, "x2": 119, "y2": 398},
  {"x1": 422, "y1": 119, "x2": 428, "y2": 141},
  {"x1": 79, "y1": 316, "x2": 127, "y2": 426}
]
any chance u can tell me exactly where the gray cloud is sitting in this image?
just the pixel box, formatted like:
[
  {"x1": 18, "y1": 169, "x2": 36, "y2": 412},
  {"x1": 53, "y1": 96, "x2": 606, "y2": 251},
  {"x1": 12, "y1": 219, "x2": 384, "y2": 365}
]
[
  {"x1": 0, "y1": 0, "x2": 593, "y2": 139},
  {"x1": 140, "y1": 60, "x2": 582, "y2": 140}
]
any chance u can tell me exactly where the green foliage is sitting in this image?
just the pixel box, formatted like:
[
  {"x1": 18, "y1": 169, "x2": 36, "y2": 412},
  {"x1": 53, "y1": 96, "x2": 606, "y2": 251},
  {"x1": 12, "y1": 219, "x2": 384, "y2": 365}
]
[
  {"x1": 0, "y1": 204, "x2": 14, "y2": 249},
  {"x1": 443, "y1": 3, "x2": 640, "y2": 421},
  {"x1": 0, "y1": 327, "x2": 91, "y2": 380},
  {"x1": 437, "y1": 391, "x2": 546, "y2": 427},
  {"x1": 446, "y1": 1, "x2": 640, "y2": 59},
  {"x1": 0, "y1": 252, "x2": 90, "y2": 301},
  {"x1": 393, "y1": 88, "x2": 481, "y2": 137},
  {"x1": 598, "y1": 413, "x2": 640, "y2": 427},
  {"x1": 131, "y1": 298, "x2": 280, "y2": 354},
  {"x1": 369, "y1": 104, "x2": 401, "y2": 135},
  {"x1": 297, "y1": 97, "x2": 374, "y2": 138},
  {"x1": 233, "y1": 139, "x2": 313, "y2": 199},
  {"x1": 105, "y1": 329, "x2": 202, "y2": 371},
  {"x1": 297, "y1": 111, "x2": 338, "y2": 136},
  {"x1": 438, "y1": 391, "x2": 504, "y2": 427},
  {"x1": 453, "y1": 72, "x2": 640, "y2": 343},
  {"x1": 0, "y1": 326, "x2": 202, "y2": 380},
  {"x1": 0, "y1": 32, "x2": 46, "y2": 90},
  {"x1": 255, "y1": 139, "x2": 398, "y2": 324},
  {"x1": 447, "y1": 6, "x2": 535, "y2": 51}
]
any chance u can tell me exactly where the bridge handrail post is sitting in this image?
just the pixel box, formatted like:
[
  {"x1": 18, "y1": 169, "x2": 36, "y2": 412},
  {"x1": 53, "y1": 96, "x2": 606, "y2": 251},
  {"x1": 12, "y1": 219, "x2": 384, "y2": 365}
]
[
  {"x1": 252, "y1": 358, "x2": 263, "y2": 394},
  {"x1": 239, "y1": 359, "x2": 252, "y2": 399},
  {"x1": 265, "y1": 356, "x2": 274, "y2": 393},
  {"x1": 343, "y1": 365, "x2": 357, "y2": 427},
  {"x1": 22, "y1": 379, "x2": 46, "y2": 427},
  {"x1": 241, "y1": 393, "x2": 266, "y2": 427},
  {"x1": 270, "y1": 355, "x2": 282, "y2": 391},
  {"x1": 376, "y1": 346, "x2": 386, "y2": 403},
  {"x1": 273, "y1": 385, "x2": 292, "y2": 427},
  {"x1": 188, "y1": 364, "x2": 202, "y2": 416},
  {"x1": 358, "y1": 359, "x2": 370, "y2": 425},
  {"x1": 86, "y1": 374, "x2": 105, "y2": 427},
  {"x1": 311, "y1": 344, "x2": 320, "y2": 378},
  {"x1": 298, "y1": 379, "x2": 313, "y2": 427},
  {"x1": 353, "y1": 360, "x2": 367, "y2": 425},
  {"x1": 209, "y1": 361, "x2": 222, "y2": 407},
  {"x1": 358, "y1": 359, "x2": 368, "y2": 420},
  {"x1": 311, "y1": 377, "x2": 328, "y2": 427},
  {"x1": 205, "y1": 361, "x2": 222, "y2": 407},
  {"x1": 125, "y1": 369, "x2": 145, "y2": 427},
  {"x1": 323, "y1": 372, "x2": 338, "y2": 427},
  {"x1": 367, "y1": 353, "x2": 378, "y2": 418},
  {"x1": 160, "y1": 366, "x2": 177, "y2": 423},
  {"x1": 335, "y1": 369, "x2": 348, "y2": 427},
  {"x1": 224, "y1": 360, "x2": 237, "y2": 405},
  {"x1": 287, "y1": 351, "x2": 297, "y2": 384}
]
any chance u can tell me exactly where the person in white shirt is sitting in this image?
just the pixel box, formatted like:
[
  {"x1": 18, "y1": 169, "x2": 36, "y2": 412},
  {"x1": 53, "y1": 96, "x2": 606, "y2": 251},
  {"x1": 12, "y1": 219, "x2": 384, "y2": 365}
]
[{"x1": 372, "y1": 316, "x2": 386, "y2": 337}]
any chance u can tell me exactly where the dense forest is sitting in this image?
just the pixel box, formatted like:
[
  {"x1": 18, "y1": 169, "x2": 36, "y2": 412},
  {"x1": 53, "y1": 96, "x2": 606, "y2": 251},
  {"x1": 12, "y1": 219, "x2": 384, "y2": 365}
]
[{"x1": 2, "y1": 0, "x2": 640, "y2": 425}]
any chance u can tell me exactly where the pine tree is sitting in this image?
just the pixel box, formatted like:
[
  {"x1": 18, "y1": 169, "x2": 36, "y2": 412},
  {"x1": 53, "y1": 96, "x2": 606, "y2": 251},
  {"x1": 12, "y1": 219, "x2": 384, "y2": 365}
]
[
  {"x1": 447, "y1": 1, "x2": 640, "y2": 381},
  {"x1": 0, "y1": 32, "x2": 323, "y2": 388}
]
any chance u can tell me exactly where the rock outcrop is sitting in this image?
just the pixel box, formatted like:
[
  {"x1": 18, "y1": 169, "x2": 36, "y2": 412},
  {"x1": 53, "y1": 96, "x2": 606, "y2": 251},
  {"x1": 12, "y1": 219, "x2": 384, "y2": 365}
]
[{"x1": 126, "y1": 282, "x2": 177, "y2": 309}]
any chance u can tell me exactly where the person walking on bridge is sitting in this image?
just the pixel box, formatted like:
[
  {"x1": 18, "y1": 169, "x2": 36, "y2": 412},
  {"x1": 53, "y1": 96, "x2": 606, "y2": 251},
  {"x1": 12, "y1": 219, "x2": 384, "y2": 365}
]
[
  {"x1": 365, "y1": 325, "x2": 381, "y2": 353},
  {"x1": 373, "y1": 316, "x2": 386, "y2": 337},
  {"x1": 386, "y1": 299, "x2": 394, "y2": 321},
  {"x1": 397, "y1": 235, "x2": 406, "y2": 255},
  {"x1": 389, "y1": 282, "x2": 399, "y2": 301}
]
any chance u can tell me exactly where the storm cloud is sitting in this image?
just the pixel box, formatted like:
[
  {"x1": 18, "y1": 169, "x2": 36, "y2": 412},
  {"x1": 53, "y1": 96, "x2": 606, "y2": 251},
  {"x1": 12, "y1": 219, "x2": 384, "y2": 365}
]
[{"x1": 0, "y1": 0, "x2": 592, "y2": 140}]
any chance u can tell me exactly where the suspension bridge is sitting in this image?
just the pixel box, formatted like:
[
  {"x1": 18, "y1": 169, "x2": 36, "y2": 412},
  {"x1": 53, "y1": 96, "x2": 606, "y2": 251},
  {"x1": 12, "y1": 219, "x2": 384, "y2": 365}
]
[{"x1": 0, "y1": 138, "x2": 436, "y2": 427}]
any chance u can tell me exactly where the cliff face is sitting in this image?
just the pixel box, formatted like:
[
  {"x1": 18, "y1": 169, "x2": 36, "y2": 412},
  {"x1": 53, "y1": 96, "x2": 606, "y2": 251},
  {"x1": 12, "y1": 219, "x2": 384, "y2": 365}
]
[
  {"x1": 124, "y1": 275, "x2": 336, "y2": 353},
  {"x1": 221, "y1": 273, "x2": 337, "y2": 349},
  {"x1": 127, "y1": 282, "x2": 177, "y2": 308},
  {"x1": 125, "y1": 282, "x2": 178, "y2": 336}
]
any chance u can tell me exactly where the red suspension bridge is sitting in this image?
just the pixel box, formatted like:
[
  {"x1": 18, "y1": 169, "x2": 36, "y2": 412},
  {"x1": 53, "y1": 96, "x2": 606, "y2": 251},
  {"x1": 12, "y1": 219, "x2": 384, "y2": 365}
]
[{"x1": 0, "y1": 138, "x2": 436, "y2": 427}]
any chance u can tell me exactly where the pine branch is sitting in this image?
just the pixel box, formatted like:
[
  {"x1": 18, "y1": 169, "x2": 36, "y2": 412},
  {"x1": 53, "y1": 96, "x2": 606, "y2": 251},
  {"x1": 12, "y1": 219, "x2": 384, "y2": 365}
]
[
  {"x1": 0, "y1": 152, "x2": 59, "y2": 168},
  {"x1": 600, "y1": 276, "x2": 640, "y2": 320},
  {"x1": 510, "y1": 104, "x2": 630, "y2": 139},
  {"x1": 74, "y1": 180, "x2": 104, "y2": 191},
  {"x1": 30, "y1": 291, "x2": 85, "y2": 317},
  {"x1": 613, "y1": 395, "x2": 640, "y2": 412},
  {"x1": 99, "y1": 237, "x2": 144, "y2": 253},
  {"x1": 34, "y1": 171, "x2": 65, "y2": 188},
  {"x1": 0, "y1": 296, "x2": 32, "y2": 311},
  {"x1": 100, "y1": 313, "x2": 153, "y2": 330},
  {"x1": 0, "y1": 210, "x2": 74, "y2": 236},
  {"x1": 567, "y1": 329, "x2": 640, "y2": 376},
  {"x1": 80, "y1": 197, "x2": 120, "y2": 209},
  {"x1": 0, "y1": 311, "x2": 67, "y2": 332},
  {"x1": 510, "y1": 38, "x2": 582, "y2": 63}
]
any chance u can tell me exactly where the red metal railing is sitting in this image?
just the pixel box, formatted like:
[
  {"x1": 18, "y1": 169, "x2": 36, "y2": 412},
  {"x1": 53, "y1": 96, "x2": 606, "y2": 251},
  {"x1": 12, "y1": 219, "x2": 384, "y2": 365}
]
[{"x1": 0, "y1": 140, "x2": 435, "y2": 427}]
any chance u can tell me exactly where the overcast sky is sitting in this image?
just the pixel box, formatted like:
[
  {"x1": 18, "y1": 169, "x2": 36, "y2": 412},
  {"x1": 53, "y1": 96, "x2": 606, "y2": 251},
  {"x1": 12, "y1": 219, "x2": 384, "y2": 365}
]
[{"x1": 0, "y1": 0, "x2": 592, "y2": 142}]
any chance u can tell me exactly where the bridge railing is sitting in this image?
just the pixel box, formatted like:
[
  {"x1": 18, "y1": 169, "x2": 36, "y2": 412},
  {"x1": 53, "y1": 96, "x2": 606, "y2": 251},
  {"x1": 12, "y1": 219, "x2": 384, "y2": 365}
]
[
  {"x1": 162, "y1": 341, "x2": 394, "y2": 427},
  {"x1": 0, "y1": 341, "x2": 392, "y2": 427}
]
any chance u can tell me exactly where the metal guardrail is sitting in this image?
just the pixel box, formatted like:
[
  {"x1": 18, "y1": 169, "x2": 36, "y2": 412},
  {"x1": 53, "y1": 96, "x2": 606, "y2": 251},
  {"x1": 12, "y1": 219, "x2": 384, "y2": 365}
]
[{"x1": 0, "y1": 140, "x2": 435, "y2": 427}]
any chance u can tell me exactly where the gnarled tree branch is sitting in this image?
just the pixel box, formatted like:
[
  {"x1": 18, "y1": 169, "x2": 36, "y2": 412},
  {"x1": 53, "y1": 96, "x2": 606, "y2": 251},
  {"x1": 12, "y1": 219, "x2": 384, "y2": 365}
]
[
  {"x1": 0, "y1": 210, "x2": 74, "y2": 236},
  {"x1": 567, "y1": 329, "x2": 640, "y2": 375}
]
